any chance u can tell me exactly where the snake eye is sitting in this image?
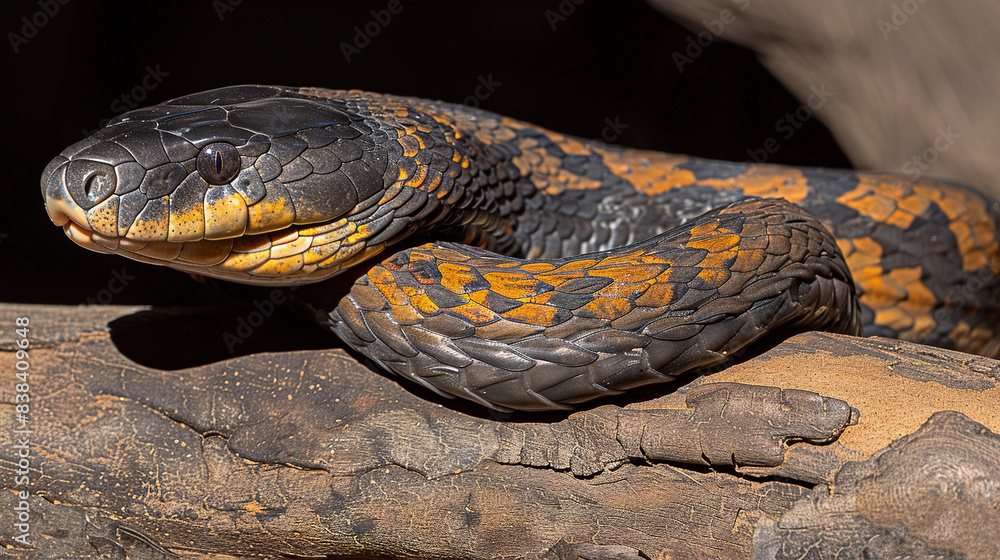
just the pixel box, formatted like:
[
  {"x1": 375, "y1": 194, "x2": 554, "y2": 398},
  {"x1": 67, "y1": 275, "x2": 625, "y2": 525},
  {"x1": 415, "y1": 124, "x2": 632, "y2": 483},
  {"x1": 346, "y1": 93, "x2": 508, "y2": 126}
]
[{"x1": 197, "y1": 142, "x2": 240, "y2": 185}]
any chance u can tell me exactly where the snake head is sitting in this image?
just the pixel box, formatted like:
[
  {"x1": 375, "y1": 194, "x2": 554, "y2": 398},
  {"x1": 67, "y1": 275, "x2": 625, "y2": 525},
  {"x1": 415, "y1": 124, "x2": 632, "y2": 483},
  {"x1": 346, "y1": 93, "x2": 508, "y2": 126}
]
[{"x1": 41, "y1": 85, "x2": 446, "y2": 285}]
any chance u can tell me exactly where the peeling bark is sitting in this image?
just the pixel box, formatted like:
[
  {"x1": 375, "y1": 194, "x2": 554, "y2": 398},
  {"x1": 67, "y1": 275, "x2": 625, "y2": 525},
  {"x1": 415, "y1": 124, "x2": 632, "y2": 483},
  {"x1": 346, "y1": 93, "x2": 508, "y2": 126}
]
[{"x1": 1, "y1": 303, "x2": 998, "y2": 559}]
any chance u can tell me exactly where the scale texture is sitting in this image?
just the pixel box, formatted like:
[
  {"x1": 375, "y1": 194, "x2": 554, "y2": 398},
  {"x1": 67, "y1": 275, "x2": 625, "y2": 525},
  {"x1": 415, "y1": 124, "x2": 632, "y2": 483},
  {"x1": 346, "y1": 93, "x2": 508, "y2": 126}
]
[{"x1": 40, "y1": 85, "x2": 1000, "y2": 409}]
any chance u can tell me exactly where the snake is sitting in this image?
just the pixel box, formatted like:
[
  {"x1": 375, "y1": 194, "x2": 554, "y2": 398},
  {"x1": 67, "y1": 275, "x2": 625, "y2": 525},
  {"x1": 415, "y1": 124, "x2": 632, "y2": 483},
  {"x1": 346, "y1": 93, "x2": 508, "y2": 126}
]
[{"x1": 41, "y1": 85, "x2": 1000, "y2": 411}]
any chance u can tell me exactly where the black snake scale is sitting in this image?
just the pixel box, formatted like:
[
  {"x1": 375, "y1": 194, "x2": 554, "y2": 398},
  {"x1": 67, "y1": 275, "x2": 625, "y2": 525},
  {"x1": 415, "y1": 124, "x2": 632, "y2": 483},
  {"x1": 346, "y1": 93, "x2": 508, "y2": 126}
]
[{"x1": 41, "y1": 85, "x2": 1000, "y2": 410}]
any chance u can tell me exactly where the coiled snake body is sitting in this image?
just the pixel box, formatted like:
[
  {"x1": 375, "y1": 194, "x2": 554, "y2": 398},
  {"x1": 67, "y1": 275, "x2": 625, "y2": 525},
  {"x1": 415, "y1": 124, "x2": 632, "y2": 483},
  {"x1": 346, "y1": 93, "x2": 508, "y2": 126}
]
[{"x1": 42, "y1": 86, "x2": 1000, "y2": 410}]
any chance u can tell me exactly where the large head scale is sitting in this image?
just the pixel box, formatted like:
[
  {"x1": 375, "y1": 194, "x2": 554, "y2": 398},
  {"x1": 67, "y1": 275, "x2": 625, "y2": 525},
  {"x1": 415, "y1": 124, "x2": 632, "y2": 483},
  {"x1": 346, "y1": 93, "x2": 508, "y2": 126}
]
[{"x1": 41, "y1": 85, "x2": 433, "y2": 285}]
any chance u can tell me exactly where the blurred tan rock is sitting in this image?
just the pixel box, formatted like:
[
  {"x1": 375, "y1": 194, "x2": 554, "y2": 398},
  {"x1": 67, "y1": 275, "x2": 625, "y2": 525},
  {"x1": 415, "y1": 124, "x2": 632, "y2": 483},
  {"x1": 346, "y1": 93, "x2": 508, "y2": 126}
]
[{"x1": 650, "y1": 0, "x2": 1000, "y2": 196}]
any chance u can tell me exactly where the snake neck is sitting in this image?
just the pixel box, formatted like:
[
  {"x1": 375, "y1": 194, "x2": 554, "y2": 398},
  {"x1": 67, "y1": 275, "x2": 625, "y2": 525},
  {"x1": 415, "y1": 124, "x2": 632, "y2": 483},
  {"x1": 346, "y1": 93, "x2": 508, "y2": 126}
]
[{"x1": 346, "y1": 91, "x2": 681, "y2": 261}]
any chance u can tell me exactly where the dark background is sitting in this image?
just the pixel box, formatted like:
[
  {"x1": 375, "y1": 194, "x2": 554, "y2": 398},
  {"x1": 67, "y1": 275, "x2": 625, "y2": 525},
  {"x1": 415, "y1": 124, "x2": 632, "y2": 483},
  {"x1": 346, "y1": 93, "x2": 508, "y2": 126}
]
[{"x1": 2, "y1": 0, "x2": 851, "y2": 305}]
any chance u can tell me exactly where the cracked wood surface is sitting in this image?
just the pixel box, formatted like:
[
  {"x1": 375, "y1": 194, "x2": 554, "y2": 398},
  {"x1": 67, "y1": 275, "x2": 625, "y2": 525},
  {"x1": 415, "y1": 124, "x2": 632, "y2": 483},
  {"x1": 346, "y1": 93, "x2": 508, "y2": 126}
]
[{"x1": 1, "y1": 302, "x2": 998, "y2": 559}]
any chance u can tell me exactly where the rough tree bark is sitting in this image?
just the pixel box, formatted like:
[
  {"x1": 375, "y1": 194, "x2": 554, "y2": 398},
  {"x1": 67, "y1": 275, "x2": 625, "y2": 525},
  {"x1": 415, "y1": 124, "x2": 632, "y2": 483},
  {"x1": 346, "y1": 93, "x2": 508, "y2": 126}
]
[{"x1": 1, "y1": 303, "x2": 998, "y2": 559}]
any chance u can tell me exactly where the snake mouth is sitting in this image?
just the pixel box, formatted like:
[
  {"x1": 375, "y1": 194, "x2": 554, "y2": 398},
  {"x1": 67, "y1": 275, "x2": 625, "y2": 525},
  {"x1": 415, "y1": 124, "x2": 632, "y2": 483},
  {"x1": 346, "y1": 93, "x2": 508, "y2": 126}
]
[
  {"x1": 58, "y1": 214, "x2": 387, "y2": 286},
  {"x1": 62, "y1": 218, "x2": 250, "y2": 266},
  {"x1": 64, "y1": 221, "x2": 117, "y2": 253}
]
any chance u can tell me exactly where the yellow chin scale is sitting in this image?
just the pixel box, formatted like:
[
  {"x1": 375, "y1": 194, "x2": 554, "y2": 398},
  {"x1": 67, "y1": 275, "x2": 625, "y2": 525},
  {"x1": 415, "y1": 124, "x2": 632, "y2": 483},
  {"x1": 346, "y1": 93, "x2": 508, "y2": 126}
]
[{"x1": 62, "y1": 213, "x2": 389, "y2": 286}]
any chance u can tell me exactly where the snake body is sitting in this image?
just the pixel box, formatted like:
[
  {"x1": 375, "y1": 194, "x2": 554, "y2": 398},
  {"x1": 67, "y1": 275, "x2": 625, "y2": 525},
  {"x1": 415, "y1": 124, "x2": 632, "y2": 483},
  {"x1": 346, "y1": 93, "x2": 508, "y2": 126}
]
[{"x1": 42, "y1": 85, "x2": 1000, "y2": 410}]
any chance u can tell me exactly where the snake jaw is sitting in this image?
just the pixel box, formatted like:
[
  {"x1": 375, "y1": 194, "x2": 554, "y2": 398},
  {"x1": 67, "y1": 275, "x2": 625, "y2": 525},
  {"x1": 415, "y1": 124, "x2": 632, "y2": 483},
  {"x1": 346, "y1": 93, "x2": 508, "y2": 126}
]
[
  {"x1": 63, "y1": 221, "x2": 116, "y2": 253},
  {"x1": 56, "y1": 209, "x2": 384, "y2": 285}
]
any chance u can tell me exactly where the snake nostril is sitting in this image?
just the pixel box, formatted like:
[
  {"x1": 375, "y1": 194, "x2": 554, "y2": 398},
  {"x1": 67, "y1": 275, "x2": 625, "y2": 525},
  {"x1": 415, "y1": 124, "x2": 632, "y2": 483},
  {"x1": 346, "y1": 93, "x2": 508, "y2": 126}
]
[
  {"x1": 86, "y1": 171, "x2": 114, "y2": 203},
  {"x1": 66, "y1": 159, "x2": 116, "y2": 209}
]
